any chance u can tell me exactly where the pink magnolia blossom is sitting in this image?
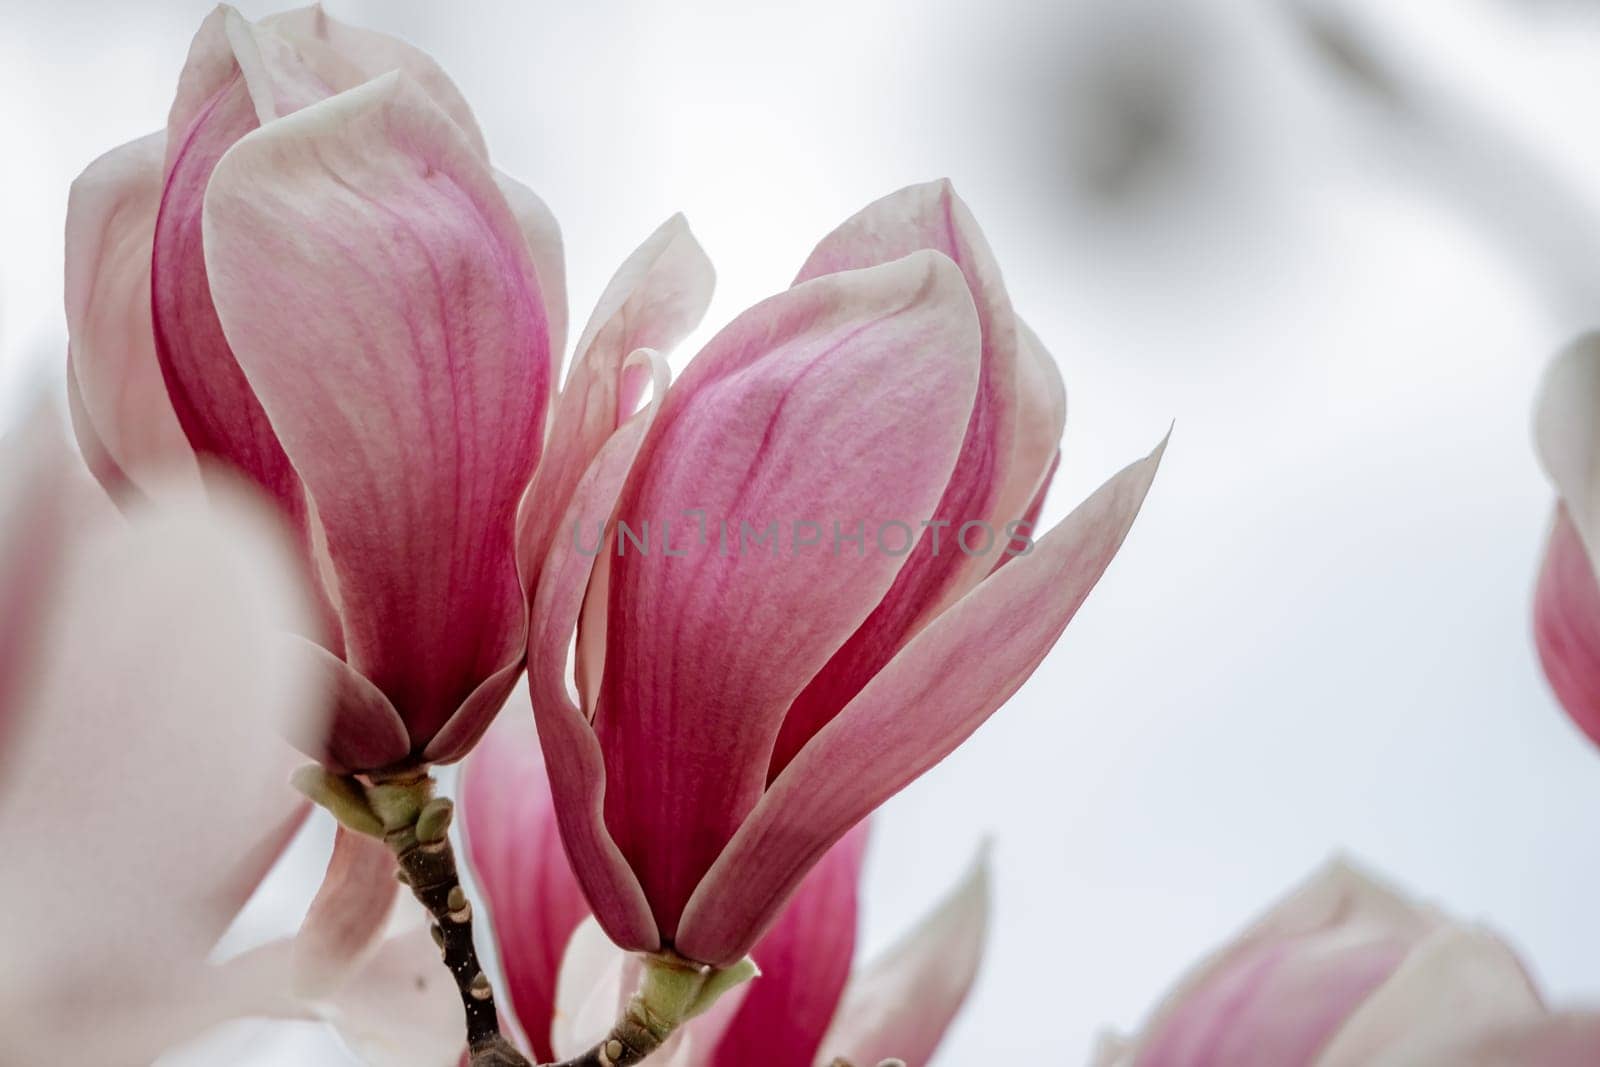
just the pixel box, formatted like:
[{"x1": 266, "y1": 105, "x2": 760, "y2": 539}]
[
  {"x1": 457, "y1": 714, "x2": 988, "y2": 1067},
  {"x1": 1096, "y1": 861, "x2": 1600, "y2": 1067},
  {"x1": 520, "y1": 179, "x2": 1163, "y2": 967},
  {"x1": 64, "y1": 5, "x2": 573, "y2": 774},
  {"x1": 1532, "y1": 335, "x2": 1600, "y2": 746}
]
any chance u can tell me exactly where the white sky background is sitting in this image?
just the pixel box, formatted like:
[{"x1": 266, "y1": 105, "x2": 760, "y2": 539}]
[{"x1": 8, "y1": 0, "x2": 1600, "y2": 1062}]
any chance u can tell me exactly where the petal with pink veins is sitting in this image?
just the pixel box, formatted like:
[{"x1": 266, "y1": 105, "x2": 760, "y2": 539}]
[
  {"x1": 526, "y1": 352, "x2": 669, "y2": 952},
  {"x1": 597, "y1": 251, "x2": 980, "y2": 944},
  {"x1": 518, "y1": 215, "x2": 713, "y2": 585},
  {"x1": 64, "y1": 131, "x2": 198, "y2": 500},
  {"x1": 153, "y1": 8, "x2": 328, "y2": 533},
  {"x1": 463, "y1": 709, "x2": 593, "y2": 1060},
  {"x1": 710, "y1": 826, "x2": 870, "y2": 1067},
  {"x1": 815, "y1": 846, "x2": 990, "y2": 1067},
  {"x1": 261, "y1": 5, "x2": 488, "y2": 157},
  {"x1": 1533, "y1": 507, "x2": 1600, "y2": 746},
  {"x1": 773, "y1": 180, "x2": 1021, "y2": 781},
  {"x1": 496, "y1": 171, "x2": 570, "y2": 379},
  {"x1": 679, "y1": 438, "x2": 1163, "y2": 965},
  {"x1": 202, "y1": 72, "x2": 550, "y2": 758}
]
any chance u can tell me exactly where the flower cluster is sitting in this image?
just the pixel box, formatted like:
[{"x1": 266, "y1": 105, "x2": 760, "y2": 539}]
[{"x1": 3, "y1": 5, "x2": 1598, "y2": 1067}]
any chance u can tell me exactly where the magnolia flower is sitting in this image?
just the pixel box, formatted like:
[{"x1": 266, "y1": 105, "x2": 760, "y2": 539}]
[
  {"x1": 65, "y1": 4, "x2": 570, "y2": 775},
  {"x1": 0, "y1": 407, "x2": 325, "y2": 1061},
  {"x1": 1096, "y1": 860, "x2": 1600, "y2": 1067},
  {"x1": 521, "y1": 179, "x2": 1163, "y2": 975},
  {"x1": 1533, "y1": 335, "x2": 1600, "y2": 746},
  {"x1": 457, "y1": 715, "x2": 989, "y2": 1067}
]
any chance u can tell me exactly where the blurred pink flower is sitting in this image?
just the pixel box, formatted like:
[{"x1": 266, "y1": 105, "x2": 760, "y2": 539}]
[
  {"x1": 1533, "y1": 336, "x2": 1600, "y2": 747},
  {"x1": 521, "y1": 179, "x2": 1162, "y2": 967},
  {"x1": 64, "y1": 5, "x2": 569, "y2": 774},
  {"x1": 0, "y1": 407, "x2": 326, "y2": 1060},
  {"x1": 457, "y1": 714, "x2": 988, "y2": 1067},
  {"x1": 1096, "y1": 861, "x2": 1600, "y2": 1067}
]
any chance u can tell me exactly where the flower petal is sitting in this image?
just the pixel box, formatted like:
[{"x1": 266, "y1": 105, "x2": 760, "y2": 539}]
[
  {"x1": 1534, "y1": 506, "x2": 1600, "y2": 746},
  {"x1": 64, "y1": 131, "x2": 198, "y2": 499},
  {"x1": 496, "y1": 171, "x2": 570, "y2": 379},
  {"x1": 287, "y1": 637, "x2": 410, "y2": 773},
  {"x1": 679, "y1": 439, "x2": 1162, "y2": 964},
  {"x1": 772, "y1": 180, "x2": 1023, "y2": 780},
  {"x1": 0, "y1": 408, "x2": 86, "y2": 763},
  {"x1": 1407, "y1": 1014, "x2": 1600, "y2": 1067},
  {"x1": 291, "y1": 826, "x2": 399, "y2": 998},
  {"x1": 526, "y1": 354, "x2": 669, "y2": 952},
  {"x1": 1106, "y1": 860, "x2": 1447, "y2": 1067},
  {"x1": 597, "y1": 251, "x2": 980, "y2": 944},
  {"x1": 462, "y1": 709, "x2": 593, "y2": 1060},
  {"x1": 988, "y1": 317, "x2": 1067, "y2": 570},
  {"x1": 1536, "y1": 334, "x2": 1600, "y2": 562},
  {"x1": 550, "y1": 917, "x2": 632, "y2": 1059},
  {"x1": 202, "y1": 72, "x2": 550, "y2": 758},
  {"x1": 518, "y1": 214, "x2": 713, "y2": 586},
  {"x1": 816, "y1": 845, "x2": 990, "y2": 1067},
  {"x1": 1317, "y1": 925, "x2": 1543, "y2": 1067},
  {"x1": 261, "y1": 4, "x2": 488, "y2": 156},
  {"x1": 0, "y1": 468, "x2": 320, "y2": 1056},
  {"x1": 710, "y1": 826, "x2": 869, "y2": 1067},
  {"x1": 327, "y1": 926, "x2": 468, "y2": 1067},
  {"x1": 154, "y1": 8, "x2": 325, "y2": 525}
]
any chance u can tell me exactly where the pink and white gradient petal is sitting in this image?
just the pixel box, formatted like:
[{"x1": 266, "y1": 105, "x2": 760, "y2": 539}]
[
  {"x1": 596, "y1": 252, "x2": 979, "y2": 943},
  {"x1": 816, "y1": 847, "x2": 990, "y2": 1067},
  {"x1": 678, "y1": 439, "x2": 1163, "y2": 965},
  {"x1": 202, "y1": 72, "x2": 550, "y2": 757}
]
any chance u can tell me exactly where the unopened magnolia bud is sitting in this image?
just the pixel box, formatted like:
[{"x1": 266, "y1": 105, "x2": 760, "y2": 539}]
[{"x1": 416, "y1": 797, "x2": 454, "y2": 843}]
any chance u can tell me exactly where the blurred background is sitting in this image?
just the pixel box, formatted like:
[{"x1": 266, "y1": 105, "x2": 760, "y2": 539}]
[{"x1": 7, "y1": 0, "x2": 1600, "y2": 1061}]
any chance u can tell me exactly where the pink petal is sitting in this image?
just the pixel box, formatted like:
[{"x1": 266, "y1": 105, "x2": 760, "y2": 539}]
[
  {"x1": 518, "y1": 215, "x2": 714, "y2": 586},
  {"x1": 597, "y1": 251, "x2": 980, "y2": 944},
  {"x1": 421, "y1": 655, "x2": 531, "y2": 766},
  {"x1": 153, "y1": 8, "x2": 325, "y2": 523},
  {"x1": 288, "y1": 637, "x2": 410, "y2": 773},
  {"x1": 709, "y1": 826, "x2": 870, "y2": 1067},
  {"x1": 0, "y1": 465, "x2": 321, "y2": 1056},
  {"x1": 291, "y1": 827, "x2": 399, "y2": 998},
  {"x1": 679, "y1": 439, "x2": 1163, "y2": 965},
  {"x1": 202, "y1": 73, "x2": 550, "y2": 759},
  {"x1": 526, "y1": 356, "x2": 670, "y2": 952},
  {"x1": 497, "y1": 171, "x2": 570, "y2": 380},
  {"x1": 987, "y1": 318, "x2": 1067, "y2": 574},
  {"x1": 64, "y1": 131, "x2": 197, "y2": 499},
  {"x1": 772, "y1": 180, "x2": 1022, "y2": 780},
  {"x1": 1317, "y1": 924, "x2": 1544, "y2": 1067},
  {"x1": 462, "y1": 710, "x2": 593, "y2": 1061},
  {"x1": 1533, "y1": 506, "x2": 1600, "y2": 746},
  {"x1": 1106, "y1": 860, "x2": 1466, "y2": 1067},
  {"x1": 817, "y1": 847, "x2": 990, "y2": 1067},
  {"x1": 260, "y1": 5, "x2": 488, "y2": 157}
]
